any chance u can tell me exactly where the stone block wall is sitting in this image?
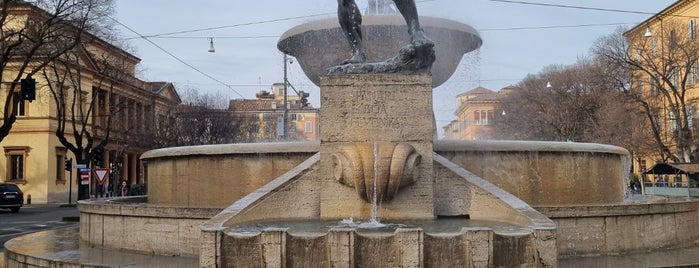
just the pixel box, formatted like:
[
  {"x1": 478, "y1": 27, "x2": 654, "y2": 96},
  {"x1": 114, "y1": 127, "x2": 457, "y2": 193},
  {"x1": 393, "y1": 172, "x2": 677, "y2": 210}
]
[
  {"x1": 319, "y1": 74, "x2": 435, "y2": 220},
  {"x1": 435, "y1": 140, "x2": 629, "y2": 206},
  {"x1": 537, "y1": 199, "x2": 699, "y2": 257},
  {"x1": 79, "y1": 199, "x2": 221, "y2": 256},
  {"x1": 141, "y1": 142, "x2": 318, "y2": 207}
]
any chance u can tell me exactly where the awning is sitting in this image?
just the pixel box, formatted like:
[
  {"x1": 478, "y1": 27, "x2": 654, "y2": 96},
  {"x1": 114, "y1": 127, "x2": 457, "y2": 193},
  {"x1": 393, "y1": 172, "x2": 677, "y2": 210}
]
[{"x1": 643, "y1": 162, "x2": 699, "y2": 175}]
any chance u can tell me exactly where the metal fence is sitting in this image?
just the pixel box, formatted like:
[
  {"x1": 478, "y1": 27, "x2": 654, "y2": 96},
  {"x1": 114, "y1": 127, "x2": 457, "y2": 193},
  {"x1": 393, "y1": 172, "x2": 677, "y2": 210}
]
[{"x1": 643, "y1": 182, "x2": 699, "y2": 197}]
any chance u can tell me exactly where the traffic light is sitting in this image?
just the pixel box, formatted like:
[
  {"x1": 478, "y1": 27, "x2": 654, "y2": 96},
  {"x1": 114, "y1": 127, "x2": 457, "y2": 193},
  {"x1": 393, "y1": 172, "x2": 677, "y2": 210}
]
[
  {"x1": 299, "y1": 91, "x2": 309, "y2": 107},
  {"x1": 64, "y1": 158, "x2": 72, "y2": 171},
  {"x1": 20, "y1": 77, "x2": 36, "y2": 102},
  {"x1": 93, "y1": 147, "x2": 104, "y2": 167}
]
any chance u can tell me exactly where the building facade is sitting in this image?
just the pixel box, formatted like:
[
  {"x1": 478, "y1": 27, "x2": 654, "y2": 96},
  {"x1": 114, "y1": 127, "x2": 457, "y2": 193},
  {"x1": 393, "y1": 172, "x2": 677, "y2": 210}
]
[
  {"x1": 0, "y1": 4, "x2": 180, "y2": 203},
  {"x1": 443, "y1": 86, "x2": 512, "y2": 140},
  {"x1": 229, "y1": 83, "x2": 319, "y2": 142},
  {"x1": 625, "y1": 0, "x2": 699, "y2": 189}
]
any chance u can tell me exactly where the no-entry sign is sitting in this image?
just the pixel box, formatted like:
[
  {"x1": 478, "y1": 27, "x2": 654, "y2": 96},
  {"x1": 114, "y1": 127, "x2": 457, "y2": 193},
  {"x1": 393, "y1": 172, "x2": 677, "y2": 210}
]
[{"x1": 80, "y1": 170, "x2": 90, "y2": 185}]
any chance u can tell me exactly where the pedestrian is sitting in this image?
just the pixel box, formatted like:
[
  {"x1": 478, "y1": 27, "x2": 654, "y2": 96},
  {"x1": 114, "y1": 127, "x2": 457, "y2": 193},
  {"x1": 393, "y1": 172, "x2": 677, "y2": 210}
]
[{"x1": 119, "y1": 180, "x2": 129, "y2": 197}]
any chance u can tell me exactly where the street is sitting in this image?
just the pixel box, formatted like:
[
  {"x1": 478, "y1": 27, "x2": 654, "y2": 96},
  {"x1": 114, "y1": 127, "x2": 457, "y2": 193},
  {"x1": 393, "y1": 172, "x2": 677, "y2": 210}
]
[{"x1": 0, "y1": 204, "x2": 79, "y2": 266}]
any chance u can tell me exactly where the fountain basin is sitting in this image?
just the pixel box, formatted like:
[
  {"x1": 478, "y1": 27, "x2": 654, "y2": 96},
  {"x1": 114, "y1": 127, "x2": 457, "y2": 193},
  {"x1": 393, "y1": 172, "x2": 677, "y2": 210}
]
[
  {"x1": 200, "y1": 153, "x2": 557, "y2": 267},
  {"x1": 435, "y1": 140, "x2": 630, "y2": 206},
  {"x1": 537, "y1": 197, "x2": 699, "y2": 257},
  {"x1": 220, "y1": 225, "x2": 540, "y2": 268},
  {"x1": 141, "y1": 142, "x2": 319, "y2": 207},
  {"x1": 277, "y1": 15, "x2": 482, "y2": 88},
  {"x1": 50, "y1": 140, "x2": 696, "y2": 267}
]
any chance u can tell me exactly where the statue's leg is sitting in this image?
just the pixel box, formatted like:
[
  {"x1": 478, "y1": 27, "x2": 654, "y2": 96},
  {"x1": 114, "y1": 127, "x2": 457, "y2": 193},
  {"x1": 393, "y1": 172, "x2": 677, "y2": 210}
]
[
  {"x1": 338, "y1": 0, "x2": 366, "y2": 64},
  {"x1": 392, "y1": 0, "x2": 433, "y2": 47}
]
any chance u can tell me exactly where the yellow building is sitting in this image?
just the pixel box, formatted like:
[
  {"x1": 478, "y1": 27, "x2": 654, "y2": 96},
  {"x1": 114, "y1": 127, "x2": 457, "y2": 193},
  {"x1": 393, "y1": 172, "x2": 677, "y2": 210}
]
[
  {"x1": 0, "y1": 4, "x2": 180, "y2": 203},
  {"x1": 228, "y1": 83, "x2": 319, "y2": 142},
  {"x1": 625, "y1": 0, "x2": 699, "y2": 190},
  {"x1": 443, "y1": 86, "x2": 512, "y2": 140}
]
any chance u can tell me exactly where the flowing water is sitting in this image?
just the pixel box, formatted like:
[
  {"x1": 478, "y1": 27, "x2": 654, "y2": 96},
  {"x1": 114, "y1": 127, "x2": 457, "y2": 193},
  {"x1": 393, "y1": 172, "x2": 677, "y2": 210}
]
[{"x1": 229, "y1": 218, "x2": 526, "y2": 235}]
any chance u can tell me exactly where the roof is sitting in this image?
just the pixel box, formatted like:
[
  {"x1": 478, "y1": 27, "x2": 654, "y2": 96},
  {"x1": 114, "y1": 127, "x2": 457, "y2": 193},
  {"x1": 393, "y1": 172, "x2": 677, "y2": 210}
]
[
  {"x1": 149, "y1": 82, "x2": 181, "y2": 104},
  {"x1": 461, "y1": 86, "x2": 495, "y2": 96},
  {"x1": 626, "y1": 0, "x2": 684, "y2": 35},
  {"x1": 643, "y1": 162, "x2": 699, "y2": 174},
  {"x1": 229, "y1": 99, "x2": 277, "y2": 111}
]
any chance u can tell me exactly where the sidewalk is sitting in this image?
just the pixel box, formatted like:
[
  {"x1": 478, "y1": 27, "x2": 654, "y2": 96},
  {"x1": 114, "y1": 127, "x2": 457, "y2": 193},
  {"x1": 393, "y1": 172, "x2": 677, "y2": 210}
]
[{"x1": 560, "y1": 244, "x2": 699, "y2": 267}]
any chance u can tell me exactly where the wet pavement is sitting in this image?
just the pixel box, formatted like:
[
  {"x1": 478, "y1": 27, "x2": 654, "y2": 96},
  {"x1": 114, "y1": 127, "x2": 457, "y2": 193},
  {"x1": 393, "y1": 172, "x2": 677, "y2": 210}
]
[
  {"x1": 4, "y1": 227, "x2": 197, "y2": 268},
  {"x1": 560, "y1": 244, "x2": 699, "y2": 268},
  {"x1": 2, "y1": 225, "x2": 697, "y2": 267},
  {"x1": 5, "y1": 230, "x2": 699, "y2": 268}
]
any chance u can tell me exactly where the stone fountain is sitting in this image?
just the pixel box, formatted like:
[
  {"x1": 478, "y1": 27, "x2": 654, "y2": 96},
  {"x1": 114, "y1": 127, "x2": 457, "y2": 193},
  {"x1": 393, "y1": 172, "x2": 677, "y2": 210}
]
[
  {"x1": 197, "y1": 2, "x2": 558, "y2": 266},
  {"x1": 5, "y1": 1, "x2": 699, "y2": 267}
]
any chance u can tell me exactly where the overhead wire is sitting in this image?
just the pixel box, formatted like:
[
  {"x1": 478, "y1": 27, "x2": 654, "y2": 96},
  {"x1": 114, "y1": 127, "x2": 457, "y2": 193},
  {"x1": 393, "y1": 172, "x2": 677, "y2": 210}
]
[
  {"x1": 112, "y1": 0, "x2": 670, "y2": 98},
  {"x1": 107, "y1": 16, "x2": 246, "y2": 99},
  {"x1": 487, "y1": 0, "x2": 656, "y2": 15},
  {"x1": 487, "y1": 0, "x2": 698, "y2": 20}
]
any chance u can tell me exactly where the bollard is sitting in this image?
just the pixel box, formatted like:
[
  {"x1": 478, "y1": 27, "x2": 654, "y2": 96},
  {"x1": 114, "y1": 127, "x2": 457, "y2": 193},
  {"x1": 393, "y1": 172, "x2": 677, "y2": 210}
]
[{"x1": 27, "y1": 194, "x2": 31, "y2": 204}]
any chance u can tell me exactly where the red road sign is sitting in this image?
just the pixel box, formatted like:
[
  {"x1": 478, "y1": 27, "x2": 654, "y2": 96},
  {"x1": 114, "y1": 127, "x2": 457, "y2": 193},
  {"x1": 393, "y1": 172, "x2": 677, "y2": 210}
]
[
  {"x1": 93, "y1": 168, "x2": 110, "y2": 185},
  {"x1": 80, "y1": 170, "x2": 90, "y2": 185}
]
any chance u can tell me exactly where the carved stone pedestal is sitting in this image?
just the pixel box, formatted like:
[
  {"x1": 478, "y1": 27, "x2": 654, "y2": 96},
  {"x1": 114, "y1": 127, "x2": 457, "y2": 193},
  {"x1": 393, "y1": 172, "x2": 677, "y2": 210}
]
[{"x1": 319, "y1": 74, "x2": 435, "y2": 220}]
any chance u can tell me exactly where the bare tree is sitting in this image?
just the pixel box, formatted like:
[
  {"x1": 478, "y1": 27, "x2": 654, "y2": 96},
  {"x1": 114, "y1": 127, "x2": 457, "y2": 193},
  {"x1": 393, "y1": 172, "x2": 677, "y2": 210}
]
[
  {"x1": 593, "y1": 24, "x2": 699, "y2": 162},
  {"x1": 0, "y1": 0, "x2": 114, "y2": 142},
  {"x1": 153, "y1": 89, "x2": 242, "y2": 147},
  {"x1": 492, "y1": 58, "x2": 633, "y2": 145}
]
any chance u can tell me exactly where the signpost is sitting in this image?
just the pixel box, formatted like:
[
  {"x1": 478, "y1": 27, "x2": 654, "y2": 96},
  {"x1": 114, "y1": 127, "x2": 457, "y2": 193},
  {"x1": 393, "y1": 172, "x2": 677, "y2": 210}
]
[{"x1": 80, "y1": 168, "x2": 90, "y2": 185}]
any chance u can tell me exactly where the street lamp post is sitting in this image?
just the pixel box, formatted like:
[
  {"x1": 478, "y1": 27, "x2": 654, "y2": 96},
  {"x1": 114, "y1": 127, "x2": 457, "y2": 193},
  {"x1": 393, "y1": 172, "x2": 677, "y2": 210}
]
[{"x1": 283, "y1": 55, "x2": 289, "y2": 140}]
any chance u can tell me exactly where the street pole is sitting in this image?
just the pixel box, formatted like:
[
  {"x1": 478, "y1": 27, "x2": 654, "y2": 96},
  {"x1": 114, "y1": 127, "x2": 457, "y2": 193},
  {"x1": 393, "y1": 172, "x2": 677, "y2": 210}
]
[
  {"x1": 283, "y1": 54, "x2": 289, "y2": 140},
  {"x1": 68, "y1": 159, "x2": 73, "y2": 204}
]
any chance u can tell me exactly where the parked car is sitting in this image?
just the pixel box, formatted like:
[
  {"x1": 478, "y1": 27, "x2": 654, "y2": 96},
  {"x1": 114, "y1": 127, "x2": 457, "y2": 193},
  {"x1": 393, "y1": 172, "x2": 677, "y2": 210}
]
[{"x1": 0, "y1": 182, "x2": 23, "y2": 213}]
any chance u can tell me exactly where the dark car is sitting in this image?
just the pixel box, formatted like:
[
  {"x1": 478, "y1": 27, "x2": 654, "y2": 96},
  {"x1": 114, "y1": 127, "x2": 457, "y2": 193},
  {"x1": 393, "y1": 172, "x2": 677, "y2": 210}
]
[{"x1": 0, "y1": 182, "x2": 23, "y2": 213}]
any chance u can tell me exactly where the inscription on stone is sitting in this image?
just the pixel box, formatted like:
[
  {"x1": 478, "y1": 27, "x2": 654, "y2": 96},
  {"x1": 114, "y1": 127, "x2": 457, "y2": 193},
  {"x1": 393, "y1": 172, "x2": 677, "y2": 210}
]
[{"x1": 342, "y1": 89, "x2": 429, "y2": 129}]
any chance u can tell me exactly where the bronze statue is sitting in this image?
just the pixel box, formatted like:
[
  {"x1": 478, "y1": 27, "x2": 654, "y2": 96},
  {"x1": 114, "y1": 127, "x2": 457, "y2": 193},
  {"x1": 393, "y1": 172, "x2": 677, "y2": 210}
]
[{"x1": 332, "y1": 0, "x2": 436, "y2": 74}]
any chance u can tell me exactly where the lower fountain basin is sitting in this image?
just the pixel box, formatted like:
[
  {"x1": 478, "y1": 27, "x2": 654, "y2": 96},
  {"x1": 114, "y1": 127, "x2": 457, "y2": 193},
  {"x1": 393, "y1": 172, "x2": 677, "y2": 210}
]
[{"x1": 221, "y1": 219, "x2": 539, "y2": 268}]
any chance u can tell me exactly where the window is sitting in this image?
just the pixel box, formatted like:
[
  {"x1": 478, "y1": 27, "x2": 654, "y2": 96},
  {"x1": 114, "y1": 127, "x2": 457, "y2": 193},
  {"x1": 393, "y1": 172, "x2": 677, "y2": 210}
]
[
  {"x1": 474, "y1": 110, "x2": 493, "y2": 125},
  {"x1": 690, "y1": 19, "x2": 696, "y2": 40},
  {"x1": 5, "y1": 147, "x2": 29, "y2": 183},
  {"x1": 305, "y1": 121, "x2": 313, "y2": 133},
  {"x1": 290, "y1": 114, "x2": 298, "y2": 121},
  {"x1": 651, "y1": 38, "x2": 658, "y2": 56},
  {"x1": 12, "y1": 93, "x2": 26, "y2": 116},
  {"x1": 669, "y1": 30, "x2": 677, "y2": 49},
  {"x1": 636, "y1": 47, "x2": 642, "y2": 61},
  {"x1": 651, "y1": 75, "x2": 661, "y2": 95},
  {"x1": 688, "y1": 106, "x2": 696, "y2": 128},
  {"x1": 56, "y1": 147, "x2": 67, "y2": 184},
  {"x1": 669, "y1": 111, "x2": 677, "y2": 132},
  {"x1": 692, "y1": 60, "x2": 699, "y2": 84},
  {"x1": 671, "y1": 67, "x2": 680, "y2": 86}
]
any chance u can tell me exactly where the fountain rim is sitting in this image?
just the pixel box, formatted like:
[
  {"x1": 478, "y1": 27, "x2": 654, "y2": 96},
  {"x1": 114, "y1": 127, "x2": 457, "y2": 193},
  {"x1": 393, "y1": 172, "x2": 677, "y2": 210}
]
[
  {"x1": 277, "y1": 14, "x2": 482, "y2": 47},
  {"x1": 435, "y1": 140, "x2": 630, "y2": 155},
  {"x1": 141, "y1": 141, "x2": 320, "y2": 160}
]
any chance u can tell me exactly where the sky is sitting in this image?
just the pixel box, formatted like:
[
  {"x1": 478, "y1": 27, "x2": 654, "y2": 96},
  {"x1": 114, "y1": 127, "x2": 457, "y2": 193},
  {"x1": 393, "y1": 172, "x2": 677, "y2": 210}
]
[{"x1": 114, "y1": 0, "x2": 677, "y2": 138}]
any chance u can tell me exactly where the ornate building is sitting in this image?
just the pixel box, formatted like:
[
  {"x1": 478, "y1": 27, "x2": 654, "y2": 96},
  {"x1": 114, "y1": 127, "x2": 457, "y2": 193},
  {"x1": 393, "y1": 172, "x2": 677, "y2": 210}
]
[
  {"x1": 442, "y1": 86, "x2": 512, "y2": 140},
  {"x1": 229, "y1": 83, "x2": 319, "y2": 142},
  {"x1": 0, "y1": 3, "x2": 180, "y2": 203}
]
